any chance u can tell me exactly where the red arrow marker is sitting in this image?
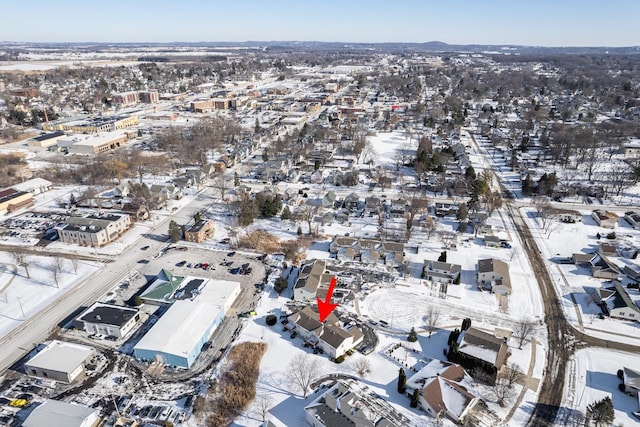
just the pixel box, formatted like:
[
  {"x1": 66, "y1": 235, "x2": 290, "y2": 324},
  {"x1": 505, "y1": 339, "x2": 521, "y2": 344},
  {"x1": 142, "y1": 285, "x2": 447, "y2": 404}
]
[{"x1": 317, "y1": 277, "x2": 338, "y2": 322}]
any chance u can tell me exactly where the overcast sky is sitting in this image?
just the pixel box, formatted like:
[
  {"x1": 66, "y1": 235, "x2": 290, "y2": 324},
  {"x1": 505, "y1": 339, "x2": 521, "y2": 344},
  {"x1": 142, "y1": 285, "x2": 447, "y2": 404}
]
[{"x1": 1, "y1": 0, "x2": 638, "y2": 46}]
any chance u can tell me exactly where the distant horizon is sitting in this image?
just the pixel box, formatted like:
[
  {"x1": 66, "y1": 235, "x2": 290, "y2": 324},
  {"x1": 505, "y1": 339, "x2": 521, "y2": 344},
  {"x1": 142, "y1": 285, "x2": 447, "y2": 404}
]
[
  {"x1": 1, "y1": 0, "x2": 639, "y2": 47},
  {"x1": 1, "y1": 40, "x2": 639, "y2": 49}
]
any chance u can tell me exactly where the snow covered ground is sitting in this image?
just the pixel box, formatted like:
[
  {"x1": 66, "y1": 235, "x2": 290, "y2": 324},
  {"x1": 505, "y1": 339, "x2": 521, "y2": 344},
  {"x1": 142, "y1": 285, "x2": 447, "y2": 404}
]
[
  {"x1": 0, "y1": 252, "x2": 101, "y2": 338},
  {"x1": 562, "y1": 348, "x2": 640, "y2": 427}
]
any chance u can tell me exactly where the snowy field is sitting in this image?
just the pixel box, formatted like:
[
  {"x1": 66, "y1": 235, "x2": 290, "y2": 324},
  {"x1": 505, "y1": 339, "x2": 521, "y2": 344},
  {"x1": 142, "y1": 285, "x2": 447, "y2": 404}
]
[
  {"x1": 0, "y1": 252, "x2": 101, "y2": 338},
  {"x1": 562, "y1": 349, "x2": 640, "y2": 427}
]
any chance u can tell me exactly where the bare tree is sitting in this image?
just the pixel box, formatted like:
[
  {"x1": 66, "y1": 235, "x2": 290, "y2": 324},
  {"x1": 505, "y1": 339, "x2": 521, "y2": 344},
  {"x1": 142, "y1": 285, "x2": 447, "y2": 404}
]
[
  {"x1": 423, "y1": 216, "x2": 437, "y2": 240},
  {"x1": 493, "y1": 378, "x2": 514, "y2": 407},
  {"x1": 438, "y1": 231, "x2": 456, "y2": 249},
  {"x1": 50, "y1": 257, "x2": 64, "y2": 288},
  {"x1": 294, "y1": 205, "x2": 315, "y2": 235},
  {"x1": 212, "y1": 173, "x2": 230, "y2": 200},
  {"x1": 285, "y1": 354, "x2": 322, "y2": 398},
  {"x1": 532, "y1": 196, "x2": 551, "y2": 228},
  {"x1": 500, "y1": 363, "x2": 524, "y2": 388},
  {"x1": 252, "y1": 395, "x2": 273, "y2": 422},
  {"x1": 70, "y1": 258, "x2": 79, "y2": 275},
  {"x1": 513, "y1": 318, "x2": 536, "y2": 349},
  {"x1": 11, "y1": 252, "x2": 30, "y2": 279},
  {"x1": 425, "y1": 305, "x2": 441, "y2": 338},
  {"x1": 351, "y1": 357, "x2": 372, "y2": 378}
]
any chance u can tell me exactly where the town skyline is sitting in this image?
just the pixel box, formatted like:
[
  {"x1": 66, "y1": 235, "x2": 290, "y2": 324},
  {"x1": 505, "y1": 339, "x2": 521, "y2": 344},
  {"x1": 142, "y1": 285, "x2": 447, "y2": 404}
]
[{"x1": 1, "y1": 0, "x2": 639, "y2": 47}]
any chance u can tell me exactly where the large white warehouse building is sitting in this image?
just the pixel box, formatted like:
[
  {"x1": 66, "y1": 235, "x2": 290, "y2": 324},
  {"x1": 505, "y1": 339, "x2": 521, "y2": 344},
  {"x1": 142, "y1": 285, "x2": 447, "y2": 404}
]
[{"x1": 133, "y1": 278, "x2": 241, "y2": 368}]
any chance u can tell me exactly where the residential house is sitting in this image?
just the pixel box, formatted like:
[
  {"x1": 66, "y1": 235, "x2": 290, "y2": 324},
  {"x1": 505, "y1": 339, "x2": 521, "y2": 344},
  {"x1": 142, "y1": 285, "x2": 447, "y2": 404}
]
[
  {"x1": 406, "y1": 359, "x2": 479, "y2": 422},
  {"x1": 624, "y1": 211, "x2": 640, "y2": 230},
  {"x1": 623, "y1": 263, "x2": 640, "y2": 281},
  {"x1": 589, "y1": 254, "x2": 620, "y2": 280},
  {"x1": 290, "y1": 306, "x2": 363, "y2": 359},
  {"x1": 294, "y1": 259, "x2": 333, "y2": 301},
  {"x1": 389, "y1": 198, "x2": 408, "y2": 218},
  {"x1": 364, "y1": 196, "x2": 381, "y2": 215},
  {"x1": 483, "y1": 235, "x2": 502, "y2": 248},
  {"x1": 113, "y1": 183, "x2": 130, "y2": 198},
  {"x1": 149, "y1": 184, "x2": 182, "y2": 201},
  {"x1": 305, "y1": 380, "x2": 410, "y2": 427},
  {"x1": 477, "y1": 258, "x2": 512, "y2": 295},
  {"x1": 458, "y1": 327, "x2": 509, "y2": 370},
  {"x1": 381, "y1": 241, "x2": 405, "y2": 268},
  {"x1": 423, "y1": 260, "x2": 462, "y2": 284},
  {"x1": 591, "y1": 210, "x2": 619, "y2": 229},
  {"x1": 343, "y1": 193, "x2": 361, "y2": 211},
  {"x1": 321, "y1": 191, "x2": 337, "y2": 209},
  {"x1": 184, "y1": 220, "x2": 215, "y2": 243},
  {"x1": 598, "y1": 280, "x2": 640, "y2": 321}
]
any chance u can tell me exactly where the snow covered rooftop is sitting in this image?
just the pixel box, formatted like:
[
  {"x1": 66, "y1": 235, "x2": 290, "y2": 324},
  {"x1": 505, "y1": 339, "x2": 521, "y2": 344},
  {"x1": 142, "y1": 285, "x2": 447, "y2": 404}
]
[
  {"x1": 25, "y1": 340, "x2": 94, "y2": 374},
  {"x1": 134, "y1": 279, "x2": 240, "y2": 361},
  {"x1": 23, "y1": 399, "x2": 98, "y2": 427}
]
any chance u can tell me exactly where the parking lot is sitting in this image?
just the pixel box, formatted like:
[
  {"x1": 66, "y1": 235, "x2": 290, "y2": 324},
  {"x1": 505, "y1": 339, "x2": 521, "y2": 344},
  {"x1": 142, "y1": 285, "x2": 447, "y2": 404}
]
[{"x1": 0, "y1": 211, "x2": 66, "y2": 240}]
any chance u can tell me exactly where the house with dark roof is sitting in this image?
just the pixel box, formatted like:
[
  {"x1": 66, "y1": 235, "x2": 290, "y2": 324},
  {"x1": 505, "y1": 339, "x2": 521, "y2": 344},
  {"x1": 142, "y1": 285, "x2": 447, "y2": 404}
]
[
  {"x1": 290, "y1": 305, "x2": 363, "y2": 359},
  {"x1": 458, "y1": 328, "x2": 509, "y2": 369},
  {"x1": 477, "y1": 258, "x2": 511, "y2": 295},
  {"x1": 423, "y1": 260, "x2": 462, "y2": 284},
  {"x1": 294, "y1": 259, "x2": 333, "y2": 301},
  {"x1": 184, "y1": 219, "x2": 215, "y2": 243},
  {"x1": 598, "y1": 280, "x2": 640, "y2": 321},
  {"x1": 77, "y1": 302, "x2": 140, "y2": 339}
]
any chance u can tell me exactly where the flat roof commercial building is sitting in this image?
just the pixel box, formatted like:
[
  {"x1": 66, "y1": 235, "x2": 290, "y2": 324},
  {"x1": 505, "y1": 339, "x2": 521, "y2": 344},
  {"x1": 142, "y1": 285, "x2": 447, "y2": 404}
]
[
  {"x1": 43, "y1": 115, "x2": 139, "y2": 133},
  {"x1": 23, "y1": 399, "x2": 100, "y2": 427},
  {"x1": 134, "y1": 279, "x2": 241, "y2": 368},
  {"x1": 57, "y1": 132, "x2": 128, "y2": 155},
  {"x1": 77, "y1": 302, "x2": 140, "y2": 339},
  {"x1": 56, "y1": 213, "x2": 131, "y2": 247},
  {"x1": 24, "y1": 340, "x2": 95, "y2": 383}
]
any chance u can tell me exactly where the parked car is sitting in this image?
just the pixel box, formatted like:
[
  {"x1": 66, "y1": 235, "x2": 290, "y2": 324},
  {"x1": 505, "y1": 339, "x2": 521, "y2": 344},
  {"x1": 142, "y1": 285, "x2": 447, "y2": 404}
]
[
  {"x1": 176, "y1": 260, "x2": 187, "y2": 267},
  {"x1": 140, "y1": 245, "x2": 150, "y2": 250},
  {"x1": 290, "y1": 331, "x2": 297, "y2": 339},
  {"x1": 137, "y1": 259, "x2": 149, "y2": 264}
]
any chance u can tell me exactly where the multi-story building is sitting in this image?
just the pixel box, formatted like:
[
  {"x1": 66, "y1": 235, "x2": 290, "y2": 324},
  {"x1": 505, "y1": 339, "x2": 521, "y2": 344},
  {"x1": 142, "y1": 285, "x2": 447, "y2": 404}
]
[
  {"x1": 184, "y1": 220, "x2": 215, "y2": 243},
  {"x1": 56, "y1": 213, "x2": 131, "y2": 247}
]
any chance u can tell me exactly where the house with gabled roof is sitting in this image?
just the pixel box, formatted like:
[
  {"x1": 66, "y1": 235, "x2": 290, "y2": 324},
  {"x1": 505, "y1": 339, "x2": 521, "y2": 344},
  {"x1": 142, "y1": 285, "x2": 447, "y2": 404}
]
[
  {"x1": 458, "y1": 327, "x2": 508, "y2": 369},
  {"x1": 477, "y1": 258, "x2": 511, "y2": 295},
  {"x1": 305, "y1": 379, "x2": 411, "y2": 427},
  {"x1": 294, "y1": 259, "x2": 333, "y2": 301},
  {"x1": 406, "y1": 359, "x2": 479, "y2": 422},
  {"x1": 423, "y1": 260, "x2": 462, "y2": 284},
  {"x1": 589, "y1": 254, "x2": 620, "y2": 280},
  {"x1": 597, "y1": 280, "x2": 640, "y2": 321},
  {"x1": 149, "y1": 183, "x2": 182, "y2": 201}
]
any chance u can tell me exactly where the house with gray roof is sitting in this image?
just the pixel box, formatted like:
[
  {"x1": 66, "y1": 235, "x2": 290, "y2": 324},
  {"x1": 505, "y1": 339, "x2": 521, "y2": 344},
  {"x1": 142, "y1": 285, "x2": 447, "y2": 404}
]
[
  {"x1": 477, "y1": 258, "x2": 511, "y2": 295},
  {"x1": 423, "y1": 260, "x2": 462, "y2": 284},
  {"x1": 598, "y1": 280, "x2": 640, "y2": 321},
  {"x1": 458, "y1": 328, "x2": 508, "y2": 369}
]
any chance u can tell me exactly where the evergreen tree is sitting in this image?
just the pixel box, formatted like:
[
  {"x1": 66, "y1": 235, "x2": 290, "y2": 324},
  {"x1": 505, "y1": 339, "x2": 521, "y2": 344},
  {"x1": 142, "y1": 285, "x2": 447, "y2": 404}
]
[
  {"x1": 397, "y1": 368, "x2": 407, "y2": 394},
  {"x1": 522, "y1": 174, "x2": 535, "y2": 196},
  {"x1": 586, "y1": 396, "x2": 614, "y2": 427},
  {"x1": 194, "y1": 211, "x2": 202, "y2": 223},
  {"x1": 456, "y1": 203, "x2": 468, "y2": 221},
  {"x1": 234, "y1": 172, "x2": 240, "y2": 187},
  {"x1": 281, "y1": 205, "x2": 292, "y2": 220},
  {"x1": 297, "y1": 225, "x2": 303, "y2": 236},
  {"x1": 408, "y1": 327, "x2": 418, "y2": 342},
  {"x1": 438, "y1": 251, "x2": 447, "y2": 263},
  {"x1": 410, "y1": 388, "x2": 420, "y2": 408},
  {"x1": 168, "y1": 220, "x2": 181, "y2": 243},
  {"x1": 69, "y1": 193, "x2": 77, "y2": 206}
]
